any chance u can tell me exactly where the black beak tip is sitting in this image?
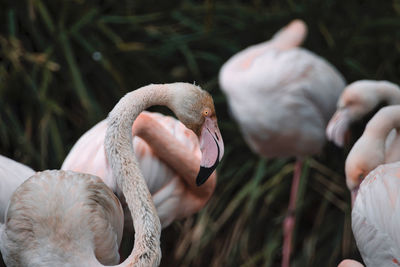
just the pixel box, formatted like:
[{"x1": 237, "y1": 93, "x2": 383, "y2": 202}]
[
  {"x1": 196, "y1": 166, "x2": 212, "y2": 186},
  {"x1": 196, "y1": 162, "x2": 219, "y2": 186}
]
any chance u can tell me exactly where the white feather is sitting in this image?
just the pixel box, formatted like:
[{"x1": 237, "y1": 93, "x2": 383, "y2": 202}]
[
  {"x1": 0, "y1": 155, "x2": 35, "y2": 223},
  {"x1": 352, "y1": 162, "x2": 400, "y2": 266}
]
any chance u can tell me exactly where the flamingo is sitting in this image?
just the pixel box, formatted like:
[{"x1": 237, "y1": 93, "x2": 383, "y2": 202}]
[
  {"x1": 0, "y1": 82, "x2": 224, "y2": 266},
  {"x1": 337, "y1": 259, "x2": 364, "y2": 267},
  {"x1": 345, "y1": 105, "x2": 400, "y2": 204},
  {"x1": 326, "y1": 80, "x2": 400, "y2": 148},
  {"x1": 351, "y1": 161, "x2": 400, "y2": 266},
  {"x1": 62, "y1": 110, "x2": 220, "y2": 229},
  {"x1": 0, "y1": 155, "x2": 35, "y2": 223},
  {"x1": 219, "y1": 19, "x2": 345, "y2": 266},
  {"x1": 0, "y1": 170, "x2": 126, "y2": 266}
]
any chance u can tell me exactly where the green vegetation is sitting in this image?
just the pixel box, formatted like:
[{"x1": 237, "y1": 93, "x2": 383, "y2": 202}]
[{"x1": 1, "y1": 0, "x2": 400, "y2": 266}]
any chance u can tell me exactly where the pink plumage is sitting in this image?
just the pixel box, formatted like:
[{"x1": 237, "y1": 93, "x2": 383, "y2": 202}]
[
  {"x1": 352, "y1": 162, "x2": 400, "y2": 266},
  {"x1": 62, "y1": 111, "x2": 216, "y2": 228},
  {"x1": 219, "y1": 19, "x2": 345, "y2": 158}
]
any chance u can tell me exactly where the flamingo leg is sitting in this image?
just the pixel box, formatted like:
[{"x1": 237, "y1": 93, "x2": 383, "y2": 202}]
[{"x1": 282, "y1": 159, "x2": 302, "y2": 267}]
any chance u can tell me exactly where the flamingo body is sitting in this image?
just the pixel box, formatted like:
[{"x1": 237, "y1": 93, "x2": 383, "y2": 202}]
[
  {"x1": 219, "y1": 20, "x2": 345, "y2": 158},
  {"x1": 352, "y1": 162, "x2": 400, "y2": 266},
  {"x1": 0, "y1": 155, "x2": 35, "y2": 223},
  {"x1": 62, "y1": 111, "x2": 215, "y2": 228}
]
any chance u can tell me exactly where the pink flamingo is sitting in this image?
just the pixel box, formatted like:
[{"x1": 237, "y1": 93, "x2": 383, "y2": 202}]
[
  {"x1": 351, "y1": 161, "x2": 400, "y2": 266},
  {"x1": 327, "y1": 80, "x2": 400, "y2": 148},
  {"x1": 62, "y1": 110, "x2": 221, "y2": 229},
  {"x1": 338, "y1": 105, "x2": 400, "y2": 267},
  {"x1": 345, "y1": 105, "x2": 400, "y2": 204},
  {"x1": 219, "y1": 19, "x2": 345, "y2": 266}
]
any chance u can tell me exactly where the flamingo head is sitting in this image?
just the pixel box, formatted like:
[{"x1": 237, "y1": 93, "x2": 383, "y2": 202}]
[
  {"x1": 170, "y1": 83, "x2": 225, "y2": 186},
  {"x1": 327, "y1": 80, "x2": 390, "y2": 147}
]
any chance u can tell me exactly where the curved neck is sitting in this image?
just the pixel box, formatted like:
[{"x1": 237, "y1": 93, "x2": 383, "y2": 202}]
[
  {"x1": 105, "y1": 84, "x2": 176, "y2": 266},
  {"x1": 133, "y1": 113, "x2": 215, "y2": 197},
  {"x1": 376, "y1": 82, "x2": 400, "y2": 105},
  {"x1": 364, "y1": 106, "x2": 400, "y2": 141}
]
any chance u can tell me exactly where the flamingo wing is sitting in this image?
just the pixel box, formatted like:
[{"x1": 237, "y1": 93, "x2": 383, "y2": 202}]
[{"x1": 62, "y1": 111, "x2": 201, "y2": 228}]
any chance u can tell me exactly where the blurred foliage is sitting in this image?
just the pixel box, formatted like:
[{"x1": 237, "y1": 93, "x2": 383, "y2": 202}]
[{"x1": 1, "y1": 0, "x2": 400, "y2": 266}]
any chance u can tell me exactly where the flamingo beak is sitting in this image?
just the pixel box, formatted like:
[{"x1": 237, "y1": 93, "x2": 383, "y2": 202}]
[
  {"x1": 196, "y1": 117, "x2": 224, "y2": 186},
  {"x1": 326, "y1": 109, "x2": 350, "y2": 147}
]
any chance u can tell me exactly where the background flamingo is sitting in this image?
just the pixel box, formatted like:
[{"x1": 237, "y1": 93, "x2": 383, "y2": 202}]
[
  {"x1": 219, "y1": 19, "x2": 345, "y2": 266},
  {"x1": 326, "y1": 80, "x2": 400, "y2": 148},
  {"x1": 345, "y1": 105, "x2": 400, "y2": 204},
  {"x1": 351, "y1": 161, "x2": 400, "y2": 266},
  {"x1": 0, "y1": 155, "x2": 35, "y2": 223},
  {"x1": 62, "y1": 110, "x2": 219, "y2": 229}
]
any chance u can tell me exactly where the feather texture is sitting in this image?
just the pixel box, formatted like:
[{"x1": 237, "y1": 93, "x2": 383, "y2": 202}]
[{"x1": 352, "y1": 162, "x2": 400, "y2": 266}]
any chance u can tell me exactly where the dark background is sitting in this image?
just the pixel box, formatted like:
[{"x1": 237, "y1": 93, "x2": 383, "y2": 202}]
[{"x1": 1, "y1": 0, "x2": 400, "y2": 266}]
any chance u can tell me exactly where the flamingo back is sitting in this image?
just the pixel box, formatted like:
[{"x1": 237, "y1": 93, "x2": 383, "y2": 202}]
[
  {"x1": 352, "y1": 162, "x2": 400, "y2": 266},
  {"x1": 0, "y1": 170, "x2": 123, "y2": 266}
]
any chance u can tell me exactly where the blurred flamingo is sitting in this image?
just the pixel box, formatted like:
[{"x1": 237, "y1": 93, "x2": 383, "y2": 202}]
[
  {"x1": 327, "y1": 80, "x2": 400, "y2": 148},
  {"x1": 345, "y1": 105, "x2": 400, "y2": 204},
  {"x1": 219, "y1": 19, "x2": 345, "y2": 267},
  {"x1": 338, "y1": 259, "x2": 364, "y2": 267},
  {"x1": 62, "y1": 110, "x2": 220, "y2": 229},
  {"x1": 0, "y1": 155, "x2": 35, "y2": 222},
  {"x1": 0, "y1": 82, "x2": 224, "y2": 266},
  {"x1": 351, "y1": 161, "x2": 400, "y2": 266}
]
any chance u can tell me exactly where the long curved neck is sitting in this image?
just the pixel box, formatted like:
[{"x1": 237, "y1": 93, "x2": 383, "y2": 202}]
[
  {"x1": 105, "y1": 84, "x2": 176, "y2": 266},
  {"x1": 364, "y1": 106, "x2": 400, "y2": 141},
  {"x1": 133, "y1": 113, "x2": 215, "y2": 197}
]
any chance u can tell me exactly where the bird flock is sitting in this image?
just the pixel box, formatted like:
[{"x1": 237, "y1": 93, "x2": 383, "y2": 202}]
[{"x1": 0, "y1": 19, "x2": 397, "y2": 267}]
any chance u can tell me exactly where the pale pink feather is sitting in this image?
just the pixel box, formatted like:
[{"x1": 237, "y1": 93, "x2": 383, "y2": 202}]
[{"x1": 62, "y1": 111, "x2": 203, "y2": 228}]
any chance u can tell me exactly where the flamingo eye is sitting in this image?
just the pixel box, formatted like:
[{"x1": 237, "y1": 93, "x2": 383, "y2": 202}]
[
  {"x1": 203, "y1": 108, "x2": 211, "y2": 117},
  {"x1": 358, "y1": 173, "x2": 364, "y2": 181}
]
